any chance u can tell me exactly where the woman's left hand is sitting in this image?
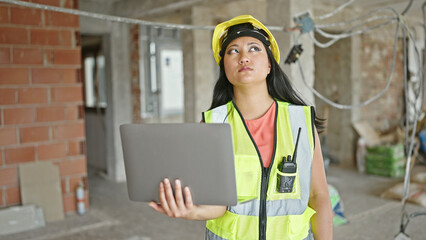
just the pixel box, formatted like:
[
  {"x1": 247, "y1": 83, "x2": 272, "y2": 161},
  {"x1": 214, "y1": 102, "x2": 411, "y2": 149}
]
[{"x1": 149, "y1": 178, "x2": 196, "y2": 219}]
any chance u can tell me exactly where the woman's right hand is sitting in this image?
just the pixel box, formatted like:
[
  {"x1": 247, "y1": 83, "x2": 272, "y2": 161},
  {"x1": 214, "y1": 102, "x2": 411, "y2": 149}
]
[{"x1": 148, "y1": 178, "x2": 226, "y2": 220}]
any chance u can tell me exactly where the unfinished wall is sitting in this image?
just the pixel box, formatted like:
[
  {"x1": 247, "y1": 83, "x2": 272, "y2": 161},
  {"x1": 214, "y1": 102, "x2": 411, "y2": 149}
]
[
  {"x1": 360, "y1": 34, "x2": 404, "y2": 132},
  {"x1": 314, "y1": 35, "x2": 359, "y2": 166},
  {"x1": 0, "y1": 0, "x2": 88, "y2": 213}
]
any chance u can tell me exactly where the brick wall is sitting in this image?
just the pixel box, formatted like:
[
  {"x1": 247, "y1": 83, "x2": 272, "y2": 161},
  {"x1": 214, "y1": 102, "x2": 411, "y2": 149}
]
[
  {"x1": 360, "y1": 33, "x2": 404, "y2": 132},
  {"x1": 0, "y1": 0, "x2": 88, "y2": 214}
]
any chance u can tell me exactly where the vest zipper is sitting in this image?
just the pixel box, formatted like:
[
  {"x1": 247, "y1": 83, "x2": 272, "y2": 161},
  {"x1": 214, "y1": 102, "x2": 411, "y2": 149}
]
[{"x1": 232, "y1": 101, "x2": 278, "y2": 240}]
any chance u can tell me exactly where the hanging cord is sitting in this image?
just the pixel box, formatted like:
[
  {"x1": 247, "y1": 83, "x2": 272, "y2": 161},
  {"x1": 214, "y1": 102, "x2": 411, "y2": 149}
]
[
  {"x1": 401, "y1": 0, "x2": 414, "y2": 16},
  {"x1": 399, "y1": 0, "x2": 426, "y2": 234},
  {"x1": 316, "y1": 7, "x2": 398, "y2": 29},
  {"x1": 297, "y1": 21, "x2": 400, "y2": 109},
  {"x1": 0, "y1": 0, "x2": 216, "y2": 30},
  {"x1": 311, "y1": 18, "x2": 396, "y2": 48},
  {"x1": 312, "y1": 7, "x2": 400, "y2": 48},
  {"x1": 0, "y1": 0, "x2": 297, "y2": 32},
  {"x1": 315, "y1": 15, "x2": 395, "y2": 39},
  {"x1": 315, "y1": 0, "x2": 355, "y2": 20}
]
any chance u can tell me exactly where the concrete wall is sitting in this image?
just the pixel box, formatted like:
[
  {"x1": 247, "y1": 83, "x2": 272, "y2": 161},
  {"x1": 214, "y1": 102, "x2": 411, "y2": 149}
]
[
  {"x1": 0, "y1": 0, "x2": 88, "y2": 213},
  {"x1": 314, "y1": 35, "x2": 359, "y2": 166},
  {"x1": 79, "y1": 0, "x2": 132, "y2": 182}
]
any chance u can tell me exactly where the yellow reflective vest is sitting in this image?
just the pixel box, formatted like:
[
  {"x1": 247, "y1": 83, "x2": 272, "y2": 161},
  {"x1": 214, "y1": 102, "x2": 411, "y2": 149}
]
[{"x1": 202, "y1": 100, "x2": 316, "y2": 240}]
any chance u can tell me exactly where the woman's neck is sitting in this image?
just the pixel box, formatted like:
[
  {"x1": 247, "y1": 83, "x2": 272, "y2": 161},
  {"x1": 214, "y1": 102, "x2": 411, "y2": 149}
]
[{"x1": 233, "y1": 85, "x2": 274, "y2": 120}]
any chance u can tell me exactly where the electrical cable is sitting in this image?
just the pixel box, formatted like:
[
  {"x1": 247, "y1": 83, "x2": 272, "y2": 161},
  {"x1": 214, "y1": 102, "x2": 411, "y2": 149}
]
[
  {"x1": 315, "y1": 15, "x2": 396, "y2": 39},
  {"x1": 0, "y1": 0, "x2": 217, "y2": 30},
  {"x1": 398, "y1": 2, "x2": 426, "y2": 234},
  {"x1": 298, "y1": 22, "x2": 400, "y2": 109},
  {"x1": 0, "y1": 0, "x2": 299, "y2": 33},
  {"x1": 316, "y1": 7, "x2": 399, "y2": 29},
  {"x1": 316, "y1": 0, "x2": 355, "y2": 20},
  {"x1": 313, "y1": 7, "x2": 401, "y2": 48},
  {"x1": 311, "y1": 19, "x2": 396, "y2": 48},
  {"x1": 401, "y1": 0, "x2": 414, "y2": 16}
]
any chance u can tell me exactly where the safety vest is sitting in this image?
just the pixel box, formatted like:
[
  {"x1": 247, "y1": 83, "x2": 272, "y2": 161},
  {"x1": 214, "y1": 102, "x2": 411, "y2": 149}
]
[{"x1": 202, "y1": 100, "x2": 316, "y2": 240}]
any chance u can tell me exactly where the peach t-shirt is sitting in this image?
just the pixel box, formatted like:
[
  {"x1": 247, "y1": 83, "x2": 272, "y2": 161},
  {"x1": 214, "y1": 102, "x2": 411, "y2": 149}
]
[{"x1": 244, "y1": 103, "x2": 276, "y2": 168}]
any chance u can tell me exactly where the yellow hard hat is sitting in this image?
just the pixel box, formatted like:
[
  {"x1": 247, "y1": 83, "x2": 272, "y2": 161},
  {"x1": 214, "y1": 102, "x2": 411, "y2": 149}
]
[{"x1": 212, "y1": 15, "x2": 280, "y2": 66}]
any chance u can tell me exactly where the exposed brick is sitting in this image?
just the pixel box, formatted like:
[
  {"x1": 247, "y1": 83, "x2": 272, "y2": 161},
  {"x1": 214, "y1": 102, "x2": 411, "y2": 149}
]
[
  {"x1": 17, "y1": 88, "x2": 48, "y2": 104},
  {"x1": 78, "y1": 104, "x2": 84, "y2": 119},
  {"x1": 32, "y1": 68, "x2": 77, "y2": 84},
  {"x1": 0, "y1": 27, "x2": 28, "y2": 44},
  {"x1": 80, "y1": 140, "x2": 86, "y2": 154},
  {"x1": 32, "y1": 0, "x2": 60, "y2": 7},
  {"x1": 36, "y1": 106, "x2": 65, "y2": 122},
  {"x1": 59, "y1": 30, "x2": 72, "y2": 46},
  {"x1": 51, "y1": 86, "x2": 82, "y2": 103},
  {"x1": 5, "y1": 186, "x2": 20, "y2": 205},
  {"x1": 0, "y1": 68, "x2": 29, "y2": 85},
  {"x1": 30, "y1": 29, "x2": 61, "y2": 46},
  {"x1": 63, "y1": 191, "x2": 88, "y2": 213},
  {"x1": 54, "y1": 122, "x2": 84, "y2": 139},
  {"x1": 10, "y1": 7, "x2": 42, "y2": 26},
  {"x1": 0, "y1": 167, "x2": 17, "y2": 186},
  {"x1": 64, "y1": 0, "x2": 75, "y2": 9},
  {"x1": 52, "y1": 49, "x2": 81, "y2": 65},
  {"x1": 0, "y1": 48, "x2": 10, "y2": 64},
  {"x1": 38, "y1": 142, "x2": 67, "y2": 160},
  {"x1": 65, "y1": 105, "x2": 78, "y2": 120},
  {"x1": 62, "y1": 193, "x2": 76, "y2": 213},
  {"x1": 75, "y1": 31, "x2": 81, "y2": 47},
  {"x1": 61, "y1": 178, "x2": 67, "y2": 194},
  {"x1": 68, "y1": 176, "x2": 83, "y2": 194},
  {"x1": 68, "y1": 140, "x2": 84, "y2": 156},
  {"x1": 48, "y1": 12, "x2": 78, "y2": 27},
  {"x1": 0, "y1": 127, "x2": 17, "y2": 146},
  {"x1": 20, "y1": 126, "x2": 50, "y2": 143},
  {"x1": 3, "y1": 107, "x2": 35, "y2": 125},
  {"x1": 0, "y1": 88, "x2": 16, "y2": 105},
  {"x1": 0, "y1": 6, "x2": 8, "y2": 24},
  {"x1": 5, "y1": 146, "x2": 35, "y2": 165},
  {"x1": 57, "y1": 157, "x2": 86, "y2": 177},
  {"x1": 13, "y1": 48, "x2": 43, "y2": 65}
]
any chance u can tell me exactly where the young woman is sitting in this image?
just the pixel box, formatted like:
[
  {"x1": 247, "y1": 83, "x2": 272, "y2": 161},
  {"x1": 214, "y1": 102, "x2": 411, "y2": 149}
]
[{"x1": 149, "y1": 15, "x2": 333, "y2": 240}]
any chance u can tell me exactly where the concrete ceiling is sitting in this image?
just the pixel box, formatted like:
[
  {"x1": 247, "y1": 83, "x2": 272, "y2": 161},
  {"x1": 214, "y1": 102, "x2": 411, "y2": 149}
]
[
  {"x1": 318, "y1": 0, "x2": 425, "y2": 19},
  {"x1": 79, "y1": 0, "x2": 425, "y2": 21}
]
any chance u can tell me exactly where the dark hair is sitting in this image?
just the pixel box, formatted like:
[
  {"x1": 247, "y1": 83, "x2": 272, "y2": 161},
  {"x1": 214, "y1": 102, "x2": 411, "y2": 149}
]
[{"x1": 208, "y1": 44, "x2": 324, "y2": 131}]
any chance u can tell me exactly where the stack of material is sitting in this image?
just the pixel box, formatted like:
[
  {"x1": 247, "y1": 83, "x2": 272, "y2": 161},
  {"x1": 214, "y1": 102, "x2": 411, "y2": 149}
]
[{"x1": 365, "y1": 143, "x2": 405, "y2": 177}]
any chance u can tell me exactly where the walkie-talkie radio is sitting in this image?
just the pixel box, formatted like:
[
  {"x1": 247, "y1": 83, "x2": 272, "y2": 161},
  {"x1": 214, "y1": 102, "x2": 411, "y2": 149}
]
[{"x1": 277, "y1": 127, "x2": 301, "y2": 193}]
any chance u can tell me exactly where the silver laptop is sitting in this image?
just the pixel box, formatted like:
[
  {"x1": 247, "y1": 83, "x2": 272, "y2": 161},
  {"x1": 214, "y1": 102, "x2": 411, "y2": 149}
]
[{"x1": 120, "y1": 123, "x2": 238, "y2": 206}]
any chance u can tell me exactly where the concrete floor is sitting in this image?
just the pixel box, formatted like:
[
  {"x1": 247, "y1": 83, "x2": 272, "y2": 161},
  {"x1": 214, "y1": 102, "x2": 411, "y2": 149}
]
[{"x1": 2, "y1": 165, "x2": 426, "y2": 240}]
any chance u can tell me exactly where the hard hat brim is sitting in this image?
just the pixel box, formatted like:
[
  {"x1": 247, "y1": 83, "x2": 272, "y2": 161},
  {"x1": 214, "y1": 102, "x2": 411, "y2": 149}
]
[{"x1": 212, "y1": 15, "x2": 280, "y2": 65}]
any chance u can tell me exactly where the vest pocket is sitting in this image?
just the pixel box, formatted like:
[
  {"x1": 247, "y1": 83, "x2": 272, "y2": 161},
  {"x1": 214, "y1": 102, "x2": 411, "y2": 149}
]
[
  {"x1": 268, "y1": 165, "x2": 301, "y2": 200},
  {"x1": 234, "y1": 156, "x2": 260, "y2": 201}
]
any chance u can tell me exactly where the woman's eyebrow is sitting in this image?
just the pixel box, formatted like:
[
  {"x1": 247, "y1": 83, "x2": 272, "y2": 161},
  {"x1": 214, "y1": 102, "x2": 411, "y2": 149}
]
[
  {"x1": 227, "y1": 43, "x2": 239, "y2": 49},
  {"x1": 247, "y1": 42, "x2": 260, "y2": 46}
]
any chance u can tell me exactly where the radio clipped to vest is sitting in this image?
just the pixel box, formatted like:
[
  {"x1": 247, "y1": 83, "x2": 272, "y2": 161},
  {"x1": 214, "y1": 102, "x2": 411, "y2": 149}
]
[{"x1": 277, "y1": 127, "x2": 301, "y2": 193}]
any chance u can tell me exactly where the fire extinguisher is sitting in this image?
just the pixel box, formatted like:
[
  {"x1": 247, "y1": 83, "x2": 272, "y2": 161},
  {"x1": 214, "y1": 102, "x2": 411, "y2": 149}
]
[{"x1": 76, "y1": 181, "x2": 85, "y2": 215}]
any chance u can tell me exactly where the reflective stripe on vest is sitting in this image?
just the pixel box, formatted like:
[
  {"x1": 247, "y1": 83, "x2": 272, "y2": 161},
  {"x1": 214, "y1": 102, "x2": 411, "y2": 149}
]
[
  {"x1": 204, "y1": 100, "x2": 315, "y2": 240},
  {"x1": 206, "y1": 228, "x2": 314, "y2": 240}
]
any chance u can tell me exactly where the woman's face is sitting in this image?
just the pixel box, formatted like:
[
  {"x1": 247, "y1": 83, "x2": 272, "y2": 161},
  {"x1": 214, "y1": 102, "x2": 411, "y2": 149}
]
[{"x1": 223, "y1": 36, "x2": 271, "y2": 89}]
